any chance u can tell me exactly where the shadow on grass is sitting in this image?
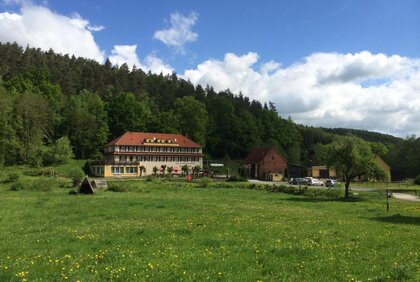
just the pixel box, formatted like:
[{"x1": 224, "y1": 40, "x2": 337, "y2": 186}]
[
  {"x1": 371, "y1": 213, "x2": 420, "y2": 225},
  {"x1": 284, "y1": 196, "x2": 365, "y2": 203}
]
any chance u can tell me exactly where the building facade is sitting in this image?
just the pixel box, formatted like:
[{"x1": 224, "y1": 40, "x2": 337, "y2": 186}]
[
  {"x1": 244, "y1": 147, "x2": 288, "y2": 181},
  {"x1": 307, "y1": 165, "x2": 337, "y2": 179},
  {"x1": 308, "y1": 156, "x2": 391, "y2": 181},
  {"x1": 90, "y1": 132, "x2": 203, "y2": 178}
]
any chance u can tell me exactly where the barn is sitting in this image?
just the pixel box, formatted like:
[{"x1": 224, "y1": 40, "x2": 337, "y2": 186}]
[{"x1": 244, "y1": 147, "x2": 288, "y2": 181}]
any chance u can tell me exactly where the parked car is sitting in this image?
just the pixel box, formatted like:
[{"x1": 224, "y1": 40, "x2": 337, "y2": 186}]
[
  {"x1": 325, "y1": 179, "x2": 337, "y2": 187},
  {"x1": 305, "y1": 177, "x2": 324, "y2": 186},
  {"x1": 289, "y1": 177, "x2": 309, "y2": 185}
]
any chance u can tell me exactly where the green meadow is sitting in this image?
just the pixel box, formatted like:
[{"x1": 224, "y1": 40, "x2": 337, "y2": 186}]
[{"x1": 0, "y1": 176, "x2": 419, "y2": 281}]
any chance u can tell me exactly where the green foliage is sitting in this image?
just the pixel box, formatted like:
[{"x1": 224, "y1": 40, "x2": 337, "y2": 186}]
[
  {"x1": 26, "y1": 178, "x2": 54, "y2": 192},
  {"x1": 197, "y1": 177, "x2": 211, "y2": 188},
  {"x1": 174, "y1": 96, "x2": 208, "y2": 146},
  {"x1": 68, "y1": 168, "x2": 85, "y2": 187},
  {"x1": 9, "y1": 178, "x2": 56, "y2": 192},
  {"x1": 323, "y1": 136, "x2": 388, "y2": 197},
  {"x1": 61, "y1": 90, "x2": 109, "y2": 159},
  {"x1": 107, "y1": 92, "x2": 151, "y2": 137},
  {"x1": 226, "y1": 175, "x2": 247, "y2": 182},
  {"x1": 139, "y1": 165, "x2": 146, "y2": 177},
  {"x1": 385, "y1": 135, "x2": 420, "y2": 178},
  {"x1": 181, "y1": 164, "x2": 189, "y2": 175},
  {"x1": 370, "y1": 141, "x2": 389, "y2": 157},
  {"x1": 9, "y1": 181, "x2": 24, "y2": 191},
  {"x1": 42, "y1": 136, "x2": 74, "y2": 165},
  {"x1": 414, "y1": 175, "x2": 420, "y2": 185},
  {"x1": 160, "y1": 165, "x2": 166, "y2": 177},
  {"x1": 192, "y1": 165, "x2": 201, "y2": 177},
  {"x1": 166, "y1": 166, "x2": 173, "y2": 177},
  {"x1": 107, "y1": 183, "x2": 129, "y2": 192},
  {"x1": 5, "y1": 172, "x2": 20, "y2": 183},
  {"x1": 152, "y1": 166, "x2": 159, "y2": 177}
]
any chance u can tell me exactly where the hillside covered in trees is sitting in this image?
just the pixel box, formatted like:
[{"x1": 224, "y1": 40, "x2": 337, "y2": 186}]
[{"x1": 0, "y1": 42, "x2": 419, "y2": 177}]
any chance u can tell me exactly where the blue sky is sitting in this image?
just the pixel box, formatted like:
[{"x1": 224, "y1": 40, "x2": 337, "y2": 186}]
[{"x1": 1, "y1": 0, "x2": 420, "y2": 136}]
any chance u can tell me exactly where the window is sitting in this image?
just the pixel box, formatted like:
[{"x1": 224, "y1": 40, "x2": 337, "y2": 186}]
[
  {"x1": 126, "y1": 167, "x2": 138, "y2": 174},
  {"x1": 167, "y1": 157, "x2": 172, "y2": 162},
  {"x1": 111, "y1": 167, "x2": 124, "y2": 174}
]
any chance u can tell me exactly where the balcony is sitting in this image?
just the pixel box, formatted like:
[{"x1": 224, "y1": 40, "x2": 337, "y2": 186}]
[{"x1": 90, "y1": 161, "x2": 140, "y2": 166}]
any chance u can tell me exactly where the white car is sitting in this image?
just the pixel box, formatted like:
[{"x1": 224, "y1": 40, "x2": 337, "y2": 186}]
[
  {"x1": 325, "y1": 179, "x2": 337, "y2": 187},
  {"x1": 305, "y1": 177, "x2": 324, "y2": 186}
]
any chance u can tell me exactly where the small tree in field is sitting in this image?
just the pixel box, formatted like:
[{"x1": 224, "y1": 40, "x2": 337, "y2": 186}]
[
  {"x1": 192, "y1": 165, "x2": 201, "y2": 178},
  {"x1": 167, "y1": 166, "x2": 174, "y2": 178},
  {"x1": 325, "y1": 136, "x2": 388, "y2": 198},
  {"x1": 139, "y1": 165, "x2": 146, "y2": 177},
  {"x1": 152, "y1": 166, "x2": 158, "y2": 177},
  {"x1": 161, "y1": 165, "x2": 167, "y2": 177},
  {"x1": 181, "y1": 164, "x2": 189, "y2": 176},
  {"x1": 68, "y1": 168, "x2": 84, "y2": 187}
]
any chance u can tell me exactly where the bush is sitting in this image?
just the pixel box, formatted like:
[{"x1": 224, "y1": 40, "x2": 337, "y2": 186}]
[
  {"x1": 198, "y1": 177, "x2": 212, "y2": 188},
  {"x1": 42, "y1": 136, "x2": 74, "y2": 166},
  {"x1": 303, "y1": 187, "x2": 343, "y2": 199},
  {"x1": 5, "y1": 172, "x2": 20, "y2": 183},
  {"x1": 68, "y1": 168, "x2": 85, "y2": 187},
  {"x1": 10, "y1": 181, "x2": 24, "y2": 191},
  {"x1": 226, "y1": 175, "x2": 247, "y2": 182},
  {"x1": 414, "y1": 175, "x2": 420, "y2": 185},
  {"x1": 107, "y1": 183, "x2": 128, "y2": 192}
]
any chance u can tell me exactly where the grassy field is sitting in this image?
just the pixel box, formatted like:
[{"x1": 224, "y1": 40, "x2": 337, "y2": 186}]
[{"x1": 0, "y1": 175, "x2": 419, "y2": 281}]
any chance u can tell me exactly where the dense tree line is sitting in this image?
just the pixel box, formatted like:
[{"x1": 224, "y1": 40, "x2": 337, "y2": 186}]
[{"x1": 0, "y1": 42, "x2": 419, "y2": 177}]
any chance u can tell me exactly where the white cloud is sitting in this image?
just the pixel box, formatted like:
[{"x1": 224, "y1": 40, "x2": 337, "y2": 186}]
[
  {"x1": 183, "y1": 51, "x2": 420, "y2": 137},
  {"x1": 0, "y1": 4, "x2": 105, "y2": 62},
  {"x1": 109, "y1": 45, "x2": 141, "y2": 68},
  {"x1": 153, "y1": 11, "x2": 198, "y2": 53},
  {"x1": 109, "y1": 44, "x2": 173, "y2": 75},
  {"x1": 143, "y1": 55, "x2": 173, "y2": 75}
]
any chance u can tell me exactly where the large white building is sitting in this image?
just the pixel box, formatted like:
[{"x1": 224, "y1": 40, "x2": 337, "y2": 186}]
[{"x1": 90, "y1": 132, "x2": 203, "y2": 177}]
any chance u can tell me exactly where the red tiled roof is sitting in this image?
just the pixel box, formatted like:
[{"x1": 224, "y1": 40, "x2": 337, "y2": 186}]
[
  {"x1": 244, "y1": 147, "x2": 285, "y2": 164},
  {"x1": 105, "y1": 132, "x2": 202, "y2": 148}
]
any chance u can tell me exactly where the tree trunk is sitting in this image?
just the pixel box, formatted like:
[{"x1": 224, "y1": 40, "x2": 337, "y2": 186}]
[{"x1": 345, "y1": 180, "x2": 350, "y2": 198}]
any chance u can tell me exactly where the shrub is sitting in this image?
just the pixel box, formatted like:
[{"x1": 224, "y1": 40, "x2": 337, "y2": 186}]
[
  {"x1": 5, "y1": 172, "x2": 20, "y2": 183},
  {"x1": 226, "y1": 175, "x2": 247, "y2": 182},
  {"x1": 198, "y1": 177, "x2": 211, "y2": 188},
  {"x1": 414, "y1": 175, "x2": 420, "y2": 185},
  {"x1": 68, "y1": 168, "x2": 85, "y2": 187},
  {"x1": 303, "y1": 187, "x2": 343, "y2": 199},
  {"x1": 107, "y1": 183, "x2": 128, "y2": 192},
  {"x1": 10, "y1": 181, "x2": 24, "y2": 191},
  {"x1": 42, "y1": 136, "x2": 74, "y2": 165}
]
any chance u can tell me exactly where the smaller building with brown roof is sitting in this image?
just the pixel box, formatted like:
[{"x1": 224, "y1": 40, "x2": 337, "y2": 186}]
[{"x1": 244, "y1": 147, "x2": 288, "y2": 181}]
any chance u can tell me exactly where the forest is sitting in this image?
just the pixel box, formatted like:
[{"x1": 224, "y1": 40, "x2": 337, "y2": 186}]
[{"x1": 0, "y1": 42, "x2": 419, "y2": 178}]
